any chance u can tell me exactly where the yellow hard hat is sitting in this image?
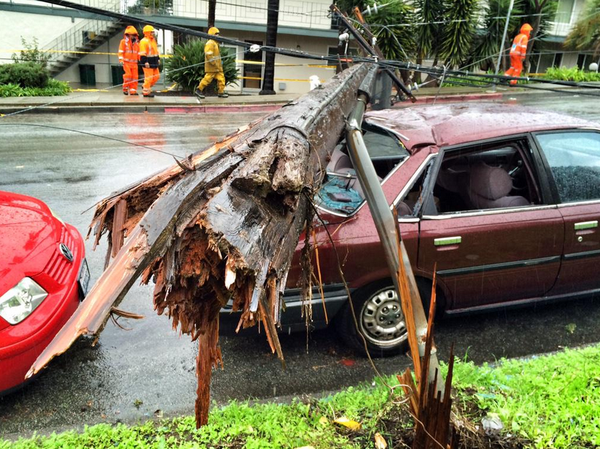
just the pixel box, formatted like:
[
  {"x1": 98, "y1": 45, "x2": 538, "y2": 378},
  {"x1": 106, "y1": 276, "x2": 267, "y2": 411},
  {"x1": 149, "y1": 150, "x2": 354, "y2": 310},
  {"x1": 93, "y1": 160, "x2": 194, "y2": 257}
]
[
  {"x1": 125, "y1": 25, "x2": 138, "y2": 35},
  {"x1": 143, "y1": 25, "x2": 155, "y2": 34},
  {"x1": 208, "y1": 27, "x2": 220, "y2": 36}
]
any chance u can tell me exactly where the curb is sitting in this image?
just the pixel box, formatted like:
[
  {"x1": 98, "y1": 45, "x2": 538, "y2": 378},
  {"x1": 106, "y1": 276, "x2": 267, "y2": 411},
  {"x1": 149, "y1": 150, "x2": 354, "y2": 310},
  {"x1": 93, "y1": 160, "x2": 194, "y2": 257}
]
[
  {"x1": 0, "y1": 86, "x2": 583, "y2": 115},
  {"x1": 163, "y1": 104, "x2": 283, "y2": 114},
  {"x1": 0, "y1": 103, "x2": 286, "y2": 115}
]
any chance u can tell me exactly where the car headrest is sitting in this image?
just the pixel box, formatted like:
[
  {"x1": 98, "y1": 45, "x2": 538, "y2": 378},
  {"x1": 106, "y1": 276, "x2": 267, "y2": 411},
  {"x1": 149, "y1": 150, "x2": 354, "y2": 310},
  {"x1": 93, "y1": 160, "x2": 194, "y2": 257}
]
[
  {"x1": 469, "y1": 162, "x2": 512, "y2": 200},
  {"x1": 328, "y1": 147, "x2": 353, "y2": 172}
]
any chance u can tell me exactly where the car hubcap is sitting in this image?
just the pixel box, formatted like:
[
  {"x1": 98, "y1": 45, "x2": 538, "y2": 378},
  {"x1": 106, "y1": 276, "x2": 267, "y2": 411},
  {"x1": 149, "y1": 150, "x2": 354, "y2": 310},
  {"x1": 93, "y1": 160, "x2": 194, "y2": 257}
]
[{"x1": 358, "y1": 287, "x2": 407, "y2": 349}]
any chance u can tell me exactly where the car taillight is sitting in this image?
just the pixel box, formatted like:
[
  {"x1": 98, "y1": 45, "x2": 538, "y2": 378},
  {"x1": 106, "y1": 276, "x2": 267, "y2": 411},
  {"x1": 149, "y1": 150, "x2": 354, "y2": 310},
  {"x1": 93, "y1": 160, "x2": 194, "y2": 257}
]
[{"x1": 0, "y1": 277, "x2": 48, "y2": 325}]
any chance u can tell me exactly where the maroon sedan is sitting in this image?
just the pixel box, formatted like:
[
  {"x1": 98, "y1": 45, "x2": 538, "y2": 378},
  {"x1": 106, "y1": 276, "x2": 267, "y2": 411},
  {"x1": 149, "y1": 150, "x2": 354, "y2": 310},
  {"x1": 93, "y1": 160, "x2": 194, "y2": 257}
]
[
  {"x1": 0, "y1": 191, "x2": 89, "y2": 393},
  {"x1": 221, "y1": 103, "x2": 600, "y2": 355}
]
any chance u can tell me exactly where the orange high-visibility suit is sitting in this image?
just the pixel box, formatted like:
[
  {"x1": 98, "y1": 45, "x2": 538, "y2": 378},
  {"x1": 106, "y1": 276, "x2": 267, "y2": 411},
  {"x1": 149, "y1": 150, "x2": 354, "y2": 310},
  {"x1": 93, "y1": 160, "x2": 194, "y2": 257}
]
[
  {"x1": 505, "y1": 23, "x2": 533, "y2": 85},
  {"x1": 197, "y1": 27, "x2": 227, "y2": 97},
  {"x1": 118, "y1": 26, "x2": 140, "y2": 95},
  {"x1": 139, "y1": 25, "x2": 160, "y2": 97}
]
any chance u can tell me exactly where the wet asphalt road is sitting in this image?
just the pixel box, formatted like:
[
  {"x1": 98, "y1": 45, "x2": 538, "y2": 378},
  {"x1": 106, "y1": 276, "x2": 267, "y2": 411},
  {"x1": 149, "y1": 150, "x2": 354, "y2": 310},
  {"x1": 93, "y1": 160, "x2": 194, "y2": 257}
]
[{"x1": 2, "y1": 91, "x2": 600, "y2": 438}]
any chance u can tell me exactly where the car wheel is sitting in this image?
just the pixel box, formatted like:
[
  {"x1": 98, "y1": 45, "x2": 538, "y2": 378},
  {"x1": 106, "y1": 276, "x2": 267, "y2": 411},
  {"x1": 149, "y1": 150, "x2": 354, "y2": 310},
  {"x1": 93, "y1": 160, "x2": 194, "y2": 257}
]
[{"x1": 335, "y1": 280, "x2": 408, "y2": 357}]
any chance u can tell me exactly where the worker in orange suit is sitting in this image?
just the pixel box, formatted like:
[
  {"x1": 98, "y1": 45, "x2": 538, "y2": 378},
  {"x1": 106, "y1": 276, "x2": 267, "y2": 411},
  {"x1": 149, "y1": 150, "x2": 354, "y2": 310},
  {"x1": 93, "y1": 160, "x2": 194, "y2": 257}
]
[
  {"x1": 139, "y1": 25, "x2": 160, "y2": 97},
  {"x1": 505, "y1": 23, "x2": 533, "y2": 86},
  {"x1": 118, "y1": 25, "x2": 140, "y2": 95},
  {"x1": 195, "y1": 27, "x2": 228, "y2": 99}
]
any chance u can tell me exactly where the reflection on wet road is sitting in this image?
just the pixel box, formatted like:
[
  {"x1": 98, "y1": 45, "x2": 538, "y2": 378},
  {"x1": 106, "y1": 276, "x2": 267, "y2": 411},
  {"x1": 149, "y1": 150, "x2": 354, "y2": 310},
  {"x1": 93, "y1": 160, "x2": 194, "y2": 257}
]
[{"x1": 1, "y1": 93, "x2": 600, "y2": 437}]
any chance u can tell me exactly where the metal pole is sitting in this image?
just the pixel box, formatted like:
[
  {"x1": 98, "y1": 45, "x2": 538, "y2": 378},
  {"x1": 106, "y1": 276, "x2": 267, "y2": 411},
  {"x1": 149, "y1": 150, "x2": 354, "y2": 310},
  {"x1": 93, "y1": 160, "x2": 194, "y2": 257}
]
[
  {"x1": 345, "y1": 66, "x2": 443, "y2": 394},
  {"x1": 495, "y1": 0, "x2": 514, "y2": 76}
]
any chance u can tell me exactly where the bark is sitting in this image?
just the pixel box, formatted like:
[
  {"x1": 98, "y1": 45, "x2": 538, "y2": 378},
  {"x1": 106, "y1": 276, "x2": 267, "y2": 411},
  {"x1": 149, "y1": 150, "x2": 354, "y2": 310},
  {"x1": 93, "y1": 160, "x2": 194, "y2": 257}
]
[{"x1": 28, "y1": 63, "x2": 369, "y2": 427}]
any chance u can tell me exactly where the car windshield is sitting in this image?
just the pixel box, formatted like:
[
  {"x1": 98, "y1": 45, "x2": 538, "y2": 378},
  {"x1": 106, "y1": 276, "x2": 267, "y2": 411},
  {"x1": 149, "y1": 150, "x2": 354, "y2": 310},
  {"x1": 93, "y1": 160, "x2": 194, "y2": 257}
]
[{"x1": 315, "y1": 125, "x2": 409, "y2": 215}]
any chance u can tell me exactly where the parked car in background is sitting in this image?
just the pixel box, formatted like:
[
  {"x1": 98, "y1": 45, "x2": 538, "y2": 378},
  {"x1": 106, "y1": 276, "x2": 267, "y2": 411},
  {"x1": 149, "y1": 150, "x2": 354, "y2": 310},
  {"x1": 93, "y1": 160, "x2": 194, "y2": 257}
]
[
  {"x1": 0, "y1": 191, "x2": 89, "y2": 394},
  {"x1": 223, "y1": 103, "x2": 600, "y2": 356}
]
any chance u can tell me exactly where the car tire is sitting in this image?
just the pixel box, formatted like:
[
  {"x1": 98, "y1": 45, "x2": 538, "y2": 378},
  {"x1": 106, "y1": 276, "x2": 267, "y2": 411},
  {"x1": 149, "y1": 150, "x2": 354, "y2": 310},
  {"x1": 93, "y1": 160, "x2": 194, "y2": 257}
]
[{"x1": 335, "y1": 280, "x2": 408, "y2": 357}]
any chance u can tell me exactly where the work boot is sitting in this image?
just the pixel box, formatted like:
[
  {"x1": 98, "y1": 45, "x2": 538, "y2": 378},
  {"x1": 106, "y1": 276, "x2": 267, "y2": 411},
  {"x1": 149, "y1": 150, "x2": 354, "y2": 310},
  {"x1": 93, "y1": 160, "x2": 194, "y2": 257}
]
[
  {"x1": 218, "y1": 92, "x2": 229, "y2": 98},
  {"x1": 123, "y1": 91, "x2": 129, "y2": 95},
  {"x1": 194, "y1": 88, "x2": 205, "y2": 99},
  {"x1": 143, "y1": 92, "x2": 155, "y2": 98},
  {"x1": 129, "y1": 90, "x2": 137, "y2": 95}
]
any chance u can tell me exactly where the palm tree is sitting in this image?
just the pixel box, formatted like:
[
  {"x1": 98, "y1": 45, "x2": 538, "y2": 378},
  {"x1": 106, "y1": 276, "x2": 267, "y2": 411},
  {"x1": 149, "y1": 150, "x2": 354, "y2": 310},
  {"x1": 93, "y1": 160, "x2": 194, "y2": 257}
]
[
  {"x1": 565, "y1": 0, "x2": 600, "y2": 56},
  {"x1": 208, "y1": 0, "x2": 216, "y2": 28},
  {"x1": 438, "y1": 0, "x2": 479, "y2": 68},
  {"x1": 470, "y1": 0, "x2": 525, "y2": 72},
  {"x1": 260, "y1": 0, "x2": 279, "y2": 95},
  {"x1": 414, "y1": 0, "x2": 445, "y2": 82},
  {"x1": 522, "y1": 0, "x2": 558, "y2": 70},
  {"x1": 368, "y1": 2, "x2": 417, "y2": 61}
]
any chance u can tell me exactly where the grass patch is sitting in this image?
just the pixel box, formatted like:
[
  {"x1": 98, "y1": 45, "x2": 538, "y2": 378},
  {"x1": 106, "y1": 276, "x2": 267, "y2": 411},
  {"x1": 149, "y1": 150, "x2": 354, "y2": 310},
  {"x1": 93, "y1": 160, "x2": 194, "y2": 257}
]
[
  {"x1": 2, "y1": 345, "x2": 600, "y2": 448},
  {"x1": 451, "y1": 344, "x2": 600, "y2": 448},
  {"x1": 0, "y1": 79, "x2": 71, "y2": 97}
]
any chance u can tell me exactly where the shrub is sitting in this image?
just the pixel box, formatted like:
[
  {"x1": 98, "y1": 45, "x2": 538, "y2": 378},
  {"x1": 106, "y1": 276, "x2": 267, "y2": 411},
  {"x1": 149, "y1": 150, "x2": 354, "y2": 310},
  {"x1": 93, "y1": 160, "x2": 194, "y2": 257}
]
[
  {"x1": 164, "y1": 39, "x2": 238, "y2": 92},
  {"x1": 12, "y1": 37, "x2": 50, "y2": 69},
  {"x1": 543, "y1": 66, "x2": 600, "y2": 82},
  {"x1": 0, "y1": 79, "x2": 70, "y2": 97},
  {"x1": 0, "y1": 62, "x2": 50, "y2": 88}
]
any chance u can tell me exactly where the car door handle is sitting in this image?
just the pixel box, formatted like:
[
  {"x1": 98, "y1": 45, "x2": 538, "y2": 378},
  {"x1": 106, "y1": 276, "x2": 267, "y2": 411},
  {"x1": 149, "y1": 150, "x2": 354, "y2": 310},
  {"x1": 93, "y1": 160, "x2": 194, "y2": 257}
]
[
  {"x1": 574, "y1": 221, "x2": 598, "y2": 231},
  {"x1": 434, "y1": 236, "x2": 462, "y2": 246}
]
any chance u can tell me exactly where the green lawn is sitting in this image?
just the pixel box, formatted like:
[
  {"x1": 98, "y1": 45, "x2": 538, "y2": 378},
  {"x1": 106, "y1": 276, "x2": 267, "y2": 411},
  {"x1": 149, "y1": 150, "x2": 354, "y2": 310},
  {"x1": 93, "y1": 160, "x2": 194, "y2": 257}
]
[{"x1": 3, "y1": 344, "x2": 600, "y2": 449}]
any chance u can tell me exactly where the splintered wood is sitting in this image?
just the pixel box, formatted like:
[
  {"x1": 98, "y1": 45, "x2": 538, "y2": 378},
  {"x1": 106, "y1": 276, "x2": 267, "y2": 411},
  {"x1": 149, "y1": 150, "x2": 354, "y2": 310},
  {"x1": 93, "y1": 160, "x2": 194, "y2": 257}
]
[
  {"x1": 398, "y1": 269, "x2": 457, "y2": 449},
  {"x1": 28, "y1": 63, "x2": 370, "y2": 427}
]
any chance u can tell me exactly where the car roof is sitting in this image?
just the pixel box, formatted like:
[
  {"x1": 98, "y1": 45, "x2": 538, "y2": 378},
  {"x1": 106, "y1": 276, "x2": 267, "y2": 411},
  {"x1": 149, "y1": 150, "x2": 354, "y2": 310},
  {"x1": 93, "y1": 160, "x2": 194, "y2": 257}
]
[{"x1": 364, "y1": 103, "x2": 597, "y2": 150}]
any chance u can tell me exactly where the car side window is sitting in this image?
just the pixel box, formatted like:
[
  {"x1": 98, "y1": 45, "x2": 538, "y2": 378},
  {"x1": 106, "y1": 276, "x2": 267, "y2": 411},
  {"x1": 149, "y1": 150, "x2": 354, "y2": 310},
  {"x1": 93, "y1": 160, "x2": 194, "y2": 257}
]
[
  {"x1": 535, "y1": 131, "x2": 600, "y2": 203},
  {"x1": 430, "y1": 140, "x2": 540, "y2": 214}
]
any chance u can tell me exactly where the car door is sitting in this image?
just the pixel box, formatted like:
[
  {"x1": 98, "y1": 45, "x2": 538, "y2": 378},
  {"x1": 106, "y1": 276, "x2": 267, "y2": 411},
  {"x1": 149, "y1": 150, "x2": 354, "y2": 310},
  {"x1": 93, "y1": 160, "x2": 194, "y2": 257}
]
[
  {"x1": 533, "y1": 130, "x2": 600, "y2": 295},
  {"x1": 416, "y1": 137, "x2": 564, "y2": 311}
]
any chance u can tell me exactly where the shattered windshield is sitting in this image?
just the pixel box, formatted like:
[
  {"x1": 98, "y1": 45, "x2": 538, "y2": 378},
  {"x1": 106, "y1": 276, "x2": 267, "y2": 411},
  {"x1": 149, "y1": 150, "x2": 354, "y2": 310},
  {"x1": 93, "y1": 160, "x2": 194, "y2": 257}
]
[
  {"x1": 316, "y1": 126, "x2": 409, "y2": 215},
  {"x1": 536, "y1": 131, "x2": 600, "y2": 203}
]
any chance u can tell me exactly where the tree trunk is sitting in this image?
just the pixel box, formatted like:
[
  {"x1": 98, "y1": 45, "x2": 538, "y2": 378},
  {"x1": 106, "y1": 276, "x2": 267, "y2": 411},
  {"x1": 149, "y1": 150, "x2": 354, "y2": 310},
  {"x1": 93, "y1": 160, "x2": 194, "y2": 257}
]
[
  {"x1": 208, "y1": 0, "x2": 216, "y2": 28},
  {"x1": 260, "y1": 0, "x2": 279, "y2": 95},
  {"x1": 28, "y1": 64, "x2": 370, "y2": 427},
  {"x1": 526, "y1": 0, "x2": 547, "y2": 73}
]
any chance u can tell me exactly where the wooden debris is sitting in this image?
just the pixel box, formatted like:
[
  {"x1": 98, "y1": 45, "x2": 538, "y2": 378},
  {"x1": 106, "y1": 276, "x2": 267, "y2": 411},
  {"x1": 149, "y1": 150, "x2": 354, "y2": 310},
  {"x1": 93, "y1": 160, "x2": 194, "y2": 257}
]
[
  {"x1": 28, "y1": 63, "x2": 370, "y2": 427},
  {"x1": 397, "y1": 268, "x2": 458, "y2": 449}
]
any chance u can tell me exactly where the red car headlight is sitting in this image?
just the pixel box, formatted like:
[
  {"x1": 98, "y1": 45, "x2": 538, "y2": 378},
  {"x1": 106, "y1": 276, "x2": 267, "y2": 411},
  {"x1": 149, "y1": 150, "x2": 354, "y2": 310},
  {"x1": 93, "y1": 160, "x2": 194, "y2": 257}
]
[{"x1": 0, "y1": 277, "x2": 48, "y2": 325}]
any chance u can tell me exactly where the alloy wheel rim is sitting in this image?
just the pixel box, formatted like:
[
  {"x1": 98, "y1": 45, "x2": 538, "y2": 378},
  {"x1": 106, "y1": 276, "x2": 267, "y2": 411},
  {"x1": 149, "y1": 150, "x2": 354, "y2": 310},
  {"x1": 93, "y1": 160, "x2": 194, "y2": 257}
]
[{"x1": 358, "y1": 287, "x2": 407, "y2": 349}]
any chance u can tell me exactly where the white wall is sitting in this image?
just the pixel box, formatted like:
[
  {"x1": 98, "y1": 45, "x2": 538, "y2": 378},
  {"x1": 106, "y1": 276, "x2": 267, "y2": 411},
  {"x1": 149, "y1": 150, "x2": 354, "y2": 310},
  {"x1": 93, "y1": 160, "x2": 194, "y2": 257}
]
[
  {"x1": 216, "y1": 30, "x2": 337, "y2": 95},
  {"x1": 0, "y1": 12, "x2": 85, "y2": 65}
]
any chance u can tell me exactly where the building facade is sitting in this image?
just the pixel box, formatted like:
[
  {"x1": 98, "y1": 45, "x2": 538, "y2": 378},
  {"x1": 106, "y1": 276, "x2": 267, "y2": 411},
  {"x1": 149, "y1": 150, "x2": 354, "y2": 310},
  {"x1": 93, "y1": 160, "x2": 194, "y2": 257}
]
[
  {"x1": 0, "y1": 0, "x2": 596, "y2": 94},
  {"x1": 0, "y1": 0, "x2": 339, "y2": 94}
]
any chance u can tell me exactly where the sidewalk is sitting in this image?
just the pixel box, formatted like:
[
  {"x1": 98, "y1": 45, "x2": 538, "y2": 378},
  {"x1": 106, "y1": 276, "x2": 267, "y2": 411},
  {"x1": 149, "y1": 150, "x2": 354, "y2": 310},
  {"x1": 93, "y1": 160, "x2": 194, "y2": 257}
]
[{"x1": 0, "y1": 83, "x2": 563, "y2": 115}]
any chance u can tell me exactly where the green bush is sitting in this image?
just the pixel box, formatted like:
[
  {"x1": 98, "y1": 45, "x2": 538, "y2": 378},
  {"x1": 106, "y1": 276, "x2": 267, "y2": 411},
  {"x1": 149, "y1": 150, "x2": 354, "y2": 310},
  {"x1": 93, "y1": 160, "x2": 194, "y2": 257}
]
[
  {"x1": 0, "y1": 62, "x2": 50, "y2": 88},
  {"x1": 164, "y1": 39, "x2": 238, "y2": 92},
  {"x1": 0, "y1": 79, "x2": 71, "y2": 97},
  {"x1": 543, "y1": 66, "x2": 600, "y2": 82},
  {"x1": 12, "y1": 37, "x2": 50, "y2": 69}
]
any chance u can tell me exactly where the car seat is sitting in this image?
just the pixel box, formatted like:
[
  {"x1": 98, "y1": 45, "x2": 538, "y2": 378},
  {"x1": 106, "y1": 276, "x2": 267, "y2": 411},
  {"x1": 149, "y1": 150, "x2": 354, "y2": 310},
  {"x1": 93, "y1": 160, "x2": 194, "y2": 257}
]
[{"x1": 461, "y1": 162, "x2": 529, "y2": 209}]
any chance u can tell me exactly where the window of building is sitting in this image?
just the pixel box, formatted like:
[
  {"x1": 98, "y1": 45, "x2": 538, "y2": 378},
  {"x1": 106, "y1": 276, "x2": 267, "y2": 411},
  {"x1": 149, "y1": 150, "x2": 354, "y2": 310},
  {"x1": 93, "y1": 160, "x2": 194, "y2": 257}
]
[{"x1": 555, "y1": 0, "x2": 575, "y2": 23}]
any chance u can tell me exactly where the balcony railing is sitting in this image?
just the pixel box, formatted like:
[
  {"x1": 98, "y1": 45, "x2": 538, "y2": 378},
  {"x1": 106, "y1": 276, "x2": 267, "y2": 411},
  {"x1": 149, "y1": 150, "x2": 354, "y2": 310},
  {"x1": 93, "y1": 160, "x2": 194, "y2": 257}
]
[
  {"x1": 153, "y1": 0, "x2": 332, "y2": 30},
  {"x1": 41, "y1": 0, "x2": 125, "y2": 70}
]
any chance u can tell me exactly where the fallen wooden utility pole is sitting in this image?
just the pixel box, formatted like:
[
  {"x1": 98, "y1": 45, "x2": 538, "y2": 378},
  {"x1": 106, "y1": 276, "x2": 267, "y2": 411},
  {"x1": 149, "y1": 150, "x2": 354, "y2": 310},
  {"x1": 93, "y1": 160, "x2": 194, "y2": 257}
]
[{"x1": 28, "y1": 63, "x2": 370, "y2": 426}]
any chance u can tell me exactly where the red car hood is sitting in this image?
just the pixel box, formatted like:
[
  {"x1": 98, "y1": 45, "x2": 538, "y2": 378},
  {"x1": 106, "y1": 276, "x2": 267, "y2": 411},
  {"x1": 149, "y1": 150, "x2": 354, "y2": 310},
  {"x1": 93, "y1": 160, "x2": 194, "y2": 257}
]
[{"x1": 0, "y1": 191, "x2": 60, "y2": 296}]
